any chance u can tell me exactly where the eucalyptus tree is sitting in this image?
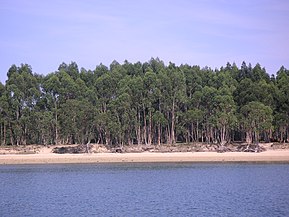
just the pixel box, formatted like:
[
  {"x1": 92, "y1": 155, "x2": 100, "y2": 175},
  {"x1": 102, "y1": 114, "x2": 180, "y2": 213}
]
[
  {"x1": 185, "y1": 88, "x2": 203, "y2": 143},
  {"x1": 234, "y1": 78, "x2": 256, "y2": 108},
  {"x1": 240, "y1": 101, "x2": 273, "y2": 144},
  {"x1": 251, "y1": 63, "x2": 270, "y2": 83},
  {"x1": 110, "y1": 92, "x2": 133, "y2": 146},
  {"x1": 148, "y1": 57, "x2": 165, "y2": 74},
  {"x1": 275, "y1": 66, "x2": 289, "y2": 142},
  {"x1": 95, "y1": 72, "x2": 116, "y2": 113},
  {"x1": 42, "y1": 73, "x2": 61, "y2": 144},
  {"x1": 211, "y1": 68, "x2": 238, "y2": 145},
  {"x1": 213, "y1": 86, "x2": 237, "y2": 146},
  {"x1": 94, "y1": 62, "x2": 123, "y2": 146},
  {"x1": 181, "y1": 64, "x2": 203, "y2": 143},
  {"x1": 58, "y1": 99, "x2": 95, "y2": 144},
  {"x1": 127, "y1": 75, "x2": 144, "y2": 145},
  {"x1": 165, "y1": 63, "x2": 186, "y2": 144},
  {"x1": 154, "y1": 69, "x2": 170, "y2": 143},
  {"x1": 237, "y1": 61, "x2": 253, "y2": 81},
  {"x1": 143, "y1": 69, "x2": 158, "y2": 145},
  {"x1": 199, "y1": 86, "x2": 218, "y2": 143},
  {"x1": 0, "y1": 82, "x2": 8, "y2": 145},
  {"x1": 5, "y1": 64, "x2": 40, "y2": 145},
  {"x1": 183, "y1": 108, "x2": 203, "y2": 143},
  {"x1": 1, "y1": 60, "x2": 289, "y2": 148}
]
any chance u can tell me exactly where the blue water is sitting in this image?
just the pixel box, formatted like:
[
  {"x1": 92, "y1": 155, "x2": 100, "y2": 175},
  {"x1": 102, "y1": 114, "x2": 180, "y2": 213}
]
[{"x1": 0, "y1": 163, "x2": 289, "y2": 217}]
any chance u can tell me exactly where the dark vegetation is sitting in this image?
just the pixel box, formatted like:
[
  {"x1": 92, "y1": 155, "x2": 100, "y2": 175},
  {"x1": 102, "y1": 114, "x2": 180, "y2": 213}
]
[
  {"x1": 0, "y1": 58, "x2": 289, "y2": 150},
  {"x1": 52, "y1": 144, "x2": 91, "y2": 154}
]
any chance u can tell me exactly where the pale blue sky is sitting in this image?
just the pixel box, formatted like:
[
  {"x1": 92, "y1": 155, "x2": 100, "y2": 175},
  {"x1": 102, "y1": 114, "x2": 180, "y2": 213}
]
[{"x1": 1, "y1": 0, "x2": 289, "y2": 83}]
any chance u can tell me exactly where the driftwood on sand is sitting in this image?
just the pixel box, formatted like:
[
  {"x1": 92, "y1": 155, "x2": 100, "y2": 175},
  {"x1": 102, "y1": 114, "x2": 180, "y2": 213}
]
[{"x1": 52, "y1": 144, "x2": 92, "y2": 154}]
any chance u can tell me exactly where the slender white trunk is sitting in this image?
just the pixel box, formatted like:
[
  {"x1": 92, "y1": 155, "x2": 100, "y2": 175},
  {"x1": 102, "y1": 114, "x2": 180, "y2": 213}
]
[
  {"x1": 246, "y1": 130, "x2": 252, "y2": 144},
  {"x1": 171, "y1": 100, "x2": 175, "y2": 144}
]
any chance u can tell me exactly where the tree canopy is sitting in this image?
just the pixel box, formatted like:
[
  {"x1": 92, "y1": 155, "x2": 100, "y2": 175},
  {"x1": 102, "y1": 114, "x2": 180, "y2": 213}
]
[{"x1": 0, "y1": 59, "x2": 288, "y2": 147}]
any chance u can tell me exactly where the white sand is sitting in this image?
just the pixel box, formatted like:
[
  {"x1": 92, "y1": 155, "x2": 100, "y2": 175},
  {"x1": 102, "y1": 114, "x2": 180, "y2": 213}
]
[{"x1": 1, "y1": 150, "x2": 289, "y2": 164}]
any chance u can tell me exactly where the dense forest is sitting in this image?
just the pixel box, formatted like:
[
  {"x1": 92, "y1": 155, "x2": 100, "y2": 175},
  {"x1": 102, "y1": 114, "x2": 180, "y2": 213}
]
[{"x1": 0, "y1": 58, "x2": 289, "y2": 148}]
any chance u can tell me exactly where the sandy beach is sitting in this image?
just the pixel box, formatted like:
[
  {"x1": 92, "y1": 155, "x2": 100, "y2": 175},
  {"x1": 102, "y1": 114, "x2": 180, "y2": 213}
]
[{"x1": 1, "y1": 150, "x2": 289, "y2": 164}]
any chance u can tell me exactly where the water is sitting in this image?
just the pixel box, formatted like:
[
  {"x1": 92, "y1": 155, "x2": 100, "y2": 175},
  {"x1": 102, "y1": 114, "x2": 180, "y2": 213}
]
[{"x1": 0, "y1": 163, "x2": 289, "y2": 217}]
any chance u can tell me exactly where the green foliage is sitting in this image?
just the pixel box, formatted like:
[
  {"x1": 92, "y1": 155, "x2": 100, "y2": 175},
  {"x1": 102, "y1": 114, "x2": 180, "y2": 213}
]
[
  {"x1": 240, "y1": 101, "x2": 273, "y2": 143},
  {"x1": 0, "y1": 60, "x2": 288, "y2": 146}
]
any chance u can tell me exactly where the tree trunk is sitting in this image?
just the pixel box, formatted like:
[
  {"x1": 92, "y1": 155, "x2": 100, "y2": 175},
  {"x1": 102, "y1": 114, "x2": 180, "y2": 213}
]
[
  {"x1": 0, "y1": 123, "x2": 2, "y2": 146},
  {"x1": 148, "y1": 110, "x2": 152, "y2": 145},
  {"x1": 196, "y1": 121, "x2": 199, "y2": 142},
  {"x1": 137, "y1": 111, "x2": 141, "y2": 145},
  {"x1": 157, "y1": 123, "x2": 161, "y2": 146},
  {"x1": 286, "y1": 127, "x2": 289, "y2": 143},
  {"x1": 3, "y1": 123, "x2": 6, "y2": 146},
  {"x1": 166, "y1": 125, "x2": 171, "y2": 144},
  {"x1": 55, "y1": 102, "x2": 59, "y2": 145},
  {"x1": 143, "y1": 108, "x2": 147, "y2": 145},
  {"x1": 253, "y1": 130, "x2": 259, "y2": 144},
  {"x1": 9, "y1": 123, "x2": 14, "y2": 146},
  {"x1": 191, "y1": 123, "x2": 194, "y2": 142},
  {"x1": 23, "y1": 125, "x2": 27, "y2": 146},
  {"x1": 220, "y1": 125, "x2": 226, "y2": 146},
  {"x1": 246, "y1": 130, "x2": 252, "y2": 144},
  {"x1": 171, "y1": 100, "x2": 175, "y2": 144},
  {"x1": 205, "y1": 124, "x2": 210, "y2": 143}
]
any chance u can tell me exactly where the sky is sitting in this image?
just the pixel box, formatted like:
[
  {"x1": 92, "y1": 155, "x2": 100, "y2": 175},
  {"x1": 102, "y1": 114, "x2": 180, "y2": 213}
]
[{"x1": 1, "y1": 0, "x2": 289, "y2": 83}]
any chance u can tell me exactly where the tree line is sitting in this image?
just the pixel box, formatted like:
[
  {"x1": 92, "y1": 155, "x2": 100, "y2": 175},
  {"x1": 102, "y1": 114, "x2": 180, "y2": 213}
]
[{"x1": 0, "y1": 58, "x2": 288, "y2": 147}]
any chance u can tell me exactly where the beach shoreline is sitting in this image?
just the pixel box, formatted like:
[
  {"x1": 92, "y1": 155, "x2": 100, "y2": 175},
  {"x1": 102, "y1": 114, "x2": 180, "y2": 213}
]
[{"x1": 1, "y1": 150, "x2": 289, "y2": 165}]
